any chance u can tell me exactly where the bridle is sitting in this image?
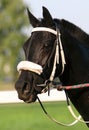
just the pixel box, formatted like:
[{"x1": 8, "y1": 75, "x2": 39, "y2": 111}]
[
  {"x1": 16, "y1": 26, "x2": 89, "y2": 126},
  {"x1": 17, "y1": 27, "x2": 66, "y2": 84}
]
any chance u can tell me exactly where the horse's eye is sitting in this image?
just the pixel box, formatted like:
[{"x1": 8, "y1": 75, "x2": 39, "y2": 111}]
[
  {"x1": 44, "y1": 43, "x2": 49, "y2": 47},
  {"x1": 44, "y1": 41, "x2": 51, "y2": 47}
]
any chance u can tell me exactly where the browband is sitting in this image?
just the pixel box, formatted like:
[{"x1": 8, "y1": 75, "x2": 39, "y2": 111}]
[{"x1": 31, "y1": 27, "x2": 60, "y2": 35}]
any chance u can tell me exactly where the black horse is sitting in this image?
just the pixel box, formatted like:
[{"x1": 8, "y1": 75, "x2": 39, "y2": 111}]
[{"x1": 15, "y1": 7, "x2": 89, "y2": 127}]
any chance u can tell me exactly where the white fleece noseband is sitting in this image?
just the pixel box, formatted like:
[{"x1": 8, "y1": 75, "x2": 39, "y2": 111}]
[{"x1": 17, "y1": 61, "x2": 43, "y2": 75}]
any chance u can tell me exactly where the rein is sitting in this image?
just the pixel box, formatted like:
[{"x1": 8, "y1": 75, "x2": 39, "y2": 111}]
[
  {"x1": 37, "y1": 81, "x2": 89, "y2": 126},
  {"x1": 37, "y1": 95, "x2": 82, "y2": 127},
  {"x1": 37, "y1": 82, "x2": 89, "y2": 127},
  {"x1": 57, "y1": 83, "x2": 89, "y2": 90}
]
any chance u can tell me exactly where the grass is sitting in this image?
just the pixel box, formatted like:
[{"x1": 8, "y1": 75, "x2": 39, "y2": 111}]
[{"x1": 0, "y1": 102, "x2": 88, "y2": 130}]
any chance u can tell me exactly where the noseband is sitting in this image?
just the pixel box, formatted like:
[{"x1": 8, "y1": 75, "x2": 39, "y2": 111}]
[{"x1": 17, "y1": 27, "x2": 66, "y2": 83}]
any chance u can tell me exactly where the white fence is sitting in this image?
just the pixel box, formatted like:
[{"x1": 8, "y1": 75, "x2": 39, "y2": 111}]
[{"x1": 0, "y1": 89, "x2": 66, "y2": 103}]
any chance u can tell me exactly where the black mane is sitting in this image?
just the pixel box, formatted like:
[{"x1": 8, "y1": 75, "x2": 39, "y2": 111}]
[{"x1": 54, "y1": 19, "x2": 89, "y2": 47}]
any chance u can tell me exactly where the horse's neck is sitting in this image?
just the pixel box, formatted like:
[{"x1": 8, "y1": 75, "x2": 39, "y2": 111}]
[
  {"x1": 58, "y1": 26, "x2": 89, "y2": 126},
  {"x1": 61, "y1": 19, "x2": 89, "y2": 47},
  {"x1": 59, "y1": 31, "x2": 89, "y2": 86}
]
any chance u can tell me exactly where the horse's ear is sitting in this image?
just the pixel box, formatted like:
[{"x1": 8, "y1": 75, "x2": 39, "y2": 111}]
[
  {"x1": 27, "y1": 8, "x2": 40, "y2": 27},
  {"x1": 42, "y1": 6, "x2": 54, "y2": 26}
]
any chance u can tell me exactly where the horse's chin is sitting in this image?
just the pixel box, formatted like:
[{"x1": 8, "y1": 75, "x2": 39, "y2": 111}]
[
  {"x1": 24, "y1": 94, "x2": 37, "y2": 103},
  {"x1": 17, "y1": 91, "x2": 38, "y2": 103}
]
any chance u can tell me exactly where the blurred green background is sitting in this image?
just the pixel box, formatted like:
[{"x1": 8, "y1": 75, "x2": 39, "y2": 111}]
[{"x1": 0, "y1": 0, "x2": 29, "y2": 85}]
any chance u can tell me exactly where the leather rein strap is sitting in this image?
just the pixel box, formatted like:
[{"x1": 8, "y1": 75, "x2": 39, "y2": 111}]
[
  {"x1": 37, "y1": 82, "x2": 89, "y2": 126},
  {"x1": 37, "y1": 96, "x2": 81, "y2": 127}
]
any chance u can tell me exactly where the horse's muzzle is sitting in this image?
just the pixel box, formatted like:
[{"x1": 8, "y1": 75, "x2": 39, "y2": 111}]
[{"x1": 15, "y1": 81, "x2": 37, "y2": 103}]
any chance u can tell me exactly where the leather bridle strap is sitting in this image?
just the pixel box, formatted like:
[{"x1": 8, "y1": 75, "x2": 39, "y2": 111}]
[{"x1": 31, "y1": 27, "x2": 66, "y2": 81}]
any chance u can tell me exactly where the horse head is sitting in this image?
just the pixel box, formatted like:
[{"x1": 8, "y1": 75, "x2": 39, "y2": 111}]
[{"x1": 15, "y1": 7, "x2": 63, "y2": 103}]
